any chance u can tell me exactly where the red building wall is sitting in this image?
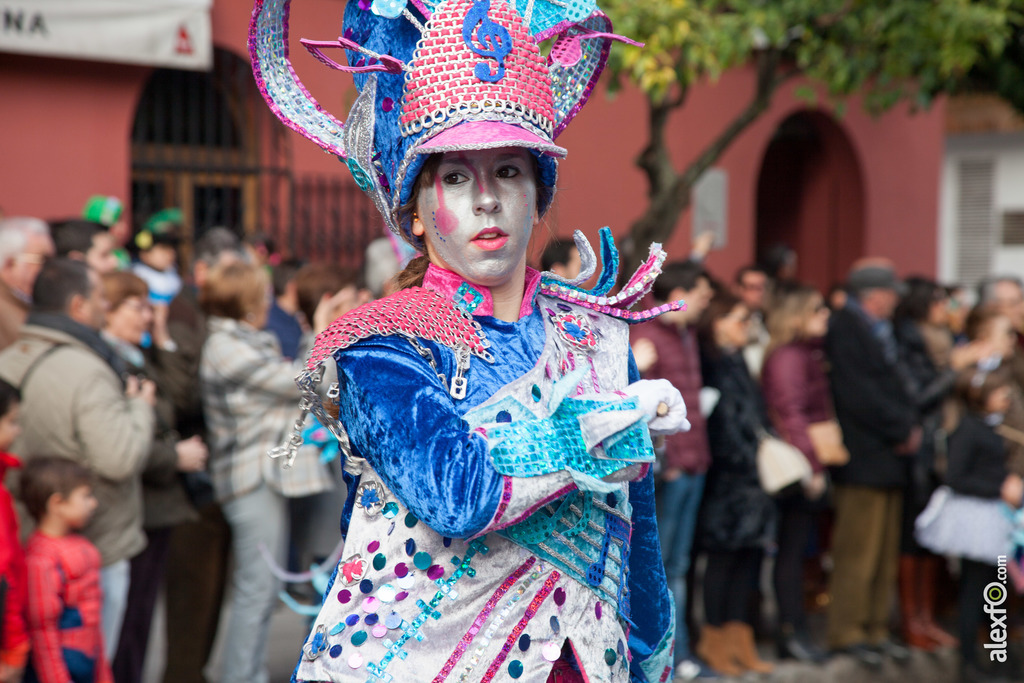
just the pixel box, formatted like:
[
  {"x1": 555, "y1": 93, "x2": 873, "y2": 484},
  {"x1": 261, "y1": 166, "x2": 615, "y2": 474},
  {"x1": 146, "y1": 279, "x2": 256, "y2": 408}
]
[
  {"x1": 0, "y1": 1, "x2": 943, "y2": 285},
  {"x1": 0, "y1": 0, "x2": 350, "y2": 222},
  {"x1": 0, "y1": 53, "x2": 147, "y2": 221}
]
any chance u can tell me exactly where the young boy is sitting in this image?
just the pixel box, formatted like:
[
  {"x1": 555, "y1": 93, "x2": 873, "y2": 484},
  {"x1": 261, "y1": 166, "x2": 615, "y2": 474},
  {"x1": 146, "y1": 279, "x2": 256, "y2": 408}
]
[
  {"x1": 0, "y1": 379, "x2": 28, "y2": 683},
  {"x1": 20, "y1": 457, "x2": 111, "y2": 683},
  {"x1": 131, "y1": 208, "x2": 183, "y2": 308}
]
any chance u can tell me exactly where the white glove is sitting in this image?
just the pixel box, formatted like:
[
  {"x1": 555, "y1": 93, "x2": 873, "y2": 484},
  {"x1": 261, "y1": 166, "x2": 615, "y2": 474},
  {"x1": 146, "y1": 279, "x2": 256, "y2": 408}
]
[{"x1": 622, "y1": 379, "x2": 690, "y2": 436}]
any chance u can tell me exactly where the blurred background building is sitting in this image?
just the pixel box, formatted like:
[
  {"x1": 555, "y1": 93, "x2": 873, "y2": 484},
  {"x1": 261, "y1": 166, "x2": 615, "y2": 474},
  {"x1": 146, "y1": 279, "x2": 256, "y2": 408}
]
[
  {"x1": 940, "y1": 94, "x2": 1024, "y2": 288},
  {"x1": 0, "y1": 0, "x2": 988, "y2": 291}
]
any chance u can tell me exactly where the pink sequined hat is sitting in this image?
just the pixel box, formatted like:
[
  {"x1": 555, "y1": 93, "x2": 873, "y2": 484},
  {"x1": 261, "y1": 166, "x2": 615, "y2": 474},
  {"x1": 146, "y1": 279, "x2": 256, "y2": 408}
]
[
  {"x1": 250, "y1": 0, "x2": 637, "y2": 244},
  {"x1": 397, "y1": 0, "x2": 566, "y2": 163}
]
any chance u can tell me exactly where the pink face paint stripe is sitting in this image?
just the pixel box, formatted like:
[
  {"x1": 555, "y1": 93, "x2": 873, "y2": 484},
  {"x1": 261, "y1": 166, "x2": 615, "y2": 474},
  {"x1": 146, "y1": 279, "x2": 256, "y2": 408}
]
[
  {"x1": 433, "y1": 173, "x2": 458, "y2": 236},
  {"x1": 431, "y1": 557, "x2": 538, "y2": 683},
  {"x1": 481, "y1": 570, "x2": 561, "y2": 682},
  {"x1": 475, "y1": 165, "x2": 486, "y2": 194},
  {"x1": 455, "y1": 152, "x2": 486, "y2": 193}
]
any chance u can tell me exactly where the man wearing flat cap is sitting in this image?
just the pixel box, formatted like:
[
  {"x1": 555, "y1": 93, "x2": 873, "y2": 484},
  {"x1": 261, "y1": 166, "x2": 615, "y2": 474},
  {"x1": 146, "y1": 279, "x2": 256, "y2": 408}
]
[{"x1": 824, "y1": 260, "x2": 920, "y2": 667}]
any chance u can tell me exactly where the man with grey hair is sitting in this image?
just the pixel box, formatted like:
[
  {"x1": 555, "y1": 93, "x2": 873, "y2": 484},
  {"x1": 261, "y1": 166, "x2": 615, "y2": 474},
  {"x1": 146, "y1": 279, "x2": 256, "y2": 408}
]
[
  {"x1": 0, "y1": 217, "x2": 55, "y2": 350},
  {"x1": 978, "y1": 275, "x2": 1024, "y2": 343}
]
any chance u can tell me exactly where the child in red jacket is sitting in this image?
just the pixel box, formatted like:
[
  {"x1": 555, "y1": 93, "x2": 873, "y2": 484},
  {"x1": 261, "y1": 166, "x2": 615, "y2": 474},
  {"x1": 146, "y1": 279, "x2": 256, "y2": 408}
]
[
  {"x1": 0, "y1": 379, "x2": 28, "y2": 682},
  {"x1": 21, "y1": 457, "x2": 110, "y2": 683}
]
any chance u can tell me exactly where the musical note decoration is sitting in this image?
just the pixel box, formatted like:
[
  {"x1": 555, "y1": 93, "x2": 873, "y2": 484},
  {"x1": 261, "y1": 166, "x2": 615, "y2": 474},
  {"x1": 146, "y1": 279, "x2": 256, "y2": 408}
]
[{"x1": 462, "y1": 0, "x2": 512, "y2": 82}]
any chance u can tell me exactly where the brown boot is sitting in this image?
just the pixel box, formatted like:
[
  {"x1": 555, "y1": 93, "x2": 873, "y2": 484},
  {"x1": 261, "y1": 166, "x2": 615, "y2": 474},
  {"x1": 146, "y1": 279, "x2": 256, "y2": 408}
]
[
  {"x1": 723, "y1": 621, "x2": 774, "y2": 674},
  {"x1": 899, "y1": 555, "x2": 937, "y2": 650},
  {"x1": 918, "y1": 554, "x2": 958, "y2": 649},
  {"x1": 696, "y1": 624, "x2": 743, "y2": 676}
]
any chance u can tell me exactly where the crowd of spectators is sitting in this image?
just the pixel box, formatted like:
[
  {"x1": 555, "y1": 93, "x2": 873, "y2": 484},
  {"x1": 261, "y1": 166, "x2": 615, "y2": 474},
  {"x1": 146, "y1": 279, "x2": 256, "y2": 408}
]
[
  {"x1": 0, "y1": 199, "x2": 1021, "y2": 683},
  {"x1": 0, "y1": 204, "x2": 365, "y2": 683},
  {"x1": 616, "y1": 236, "x2": 1024, "y2": 683}
]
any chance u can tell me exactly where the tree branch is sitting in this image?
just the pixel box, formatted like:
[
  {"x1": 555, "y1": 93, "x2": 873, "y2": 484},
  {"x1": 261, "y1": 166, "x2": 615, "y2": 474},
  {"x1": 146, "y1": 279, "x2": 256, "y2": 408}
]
[
  {"x1": 671, "y1": 52, "x2": 785, "y2": 220},
  {"x1": 814, "y1": 1, "x2": 854, "y2": 30},
  {"x1": 635, "y1": 89, "x2": 687, "y2": 199},
  {"x1": 626, "y1": 51, "x2": 799, "y2": 266}
]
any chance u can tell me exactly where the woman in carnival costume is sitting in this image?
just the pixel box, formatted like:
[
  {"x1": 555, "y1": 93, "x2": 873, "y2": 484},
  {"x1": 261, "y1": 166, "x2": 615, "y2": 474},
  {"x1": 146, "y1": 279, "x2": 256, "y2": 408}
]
[{"x1": 251, "y1": 0, "x2": 689, "y2": 680}]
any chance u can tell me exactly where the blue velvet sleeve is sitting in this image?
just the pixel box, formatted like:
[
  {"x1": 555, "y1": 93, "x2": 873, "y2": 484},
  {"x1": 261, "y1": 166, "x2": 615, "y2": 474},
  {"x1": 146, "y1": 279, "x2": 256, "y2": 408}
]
[
  {"x1": 334, "y1": 338, "x2": 504, "y2": 539},
  {"x1": 627, "y1": 455, "x2": 674, "y2": 681}
]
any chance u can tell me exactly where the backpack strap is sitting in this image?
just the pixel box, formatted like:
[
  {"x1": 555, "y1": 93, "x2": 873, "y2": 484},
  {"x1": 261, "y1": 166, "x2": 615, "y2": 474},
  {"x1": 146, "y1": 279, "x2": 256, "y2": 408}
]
[{"x1": 16, "y1": 343, "x2": 69, "y2": 393}]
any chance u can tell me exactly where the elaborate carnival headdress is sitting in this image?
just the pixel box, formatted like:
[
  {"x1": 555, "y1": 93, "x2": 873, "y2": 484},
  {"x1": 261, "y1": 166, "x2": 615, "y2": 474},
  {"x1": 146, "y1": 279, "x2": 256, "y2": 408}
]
[
  {"x1": 252, "y1": 0, "x2": 690, "y2": 470},
  {"x1": 250, "y1": 0, "x2": 635, "y2": 248}
]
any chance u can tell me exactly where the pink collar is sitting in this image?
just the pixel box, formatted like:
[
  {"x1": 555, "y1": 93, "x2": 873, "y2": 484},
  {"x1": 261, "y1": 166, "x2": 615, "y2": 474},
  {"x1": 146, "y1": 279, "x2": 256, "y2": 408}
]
[{"x1": 422, "y1": 264, "x2": 542, "y2": 320}]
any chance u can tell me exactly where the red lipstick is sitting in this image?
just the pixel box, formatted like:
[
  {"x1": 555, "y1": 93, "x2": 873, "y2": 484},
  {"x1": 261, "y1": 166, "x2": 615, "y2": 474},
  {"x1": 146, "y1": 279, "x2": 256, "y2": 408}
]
[{"x1": 473, "y1": 228, "x2": 509, "y2": 250}]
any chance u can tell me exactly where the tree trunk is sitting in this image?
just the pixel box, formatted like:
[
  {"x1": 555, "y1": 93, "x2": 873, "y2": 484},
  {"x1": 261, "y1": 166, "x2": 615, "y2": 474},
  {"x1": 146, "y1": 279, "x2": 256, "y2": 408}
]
[{"x1": 622, "y1": 52, "x2": 791, "y2": 275}]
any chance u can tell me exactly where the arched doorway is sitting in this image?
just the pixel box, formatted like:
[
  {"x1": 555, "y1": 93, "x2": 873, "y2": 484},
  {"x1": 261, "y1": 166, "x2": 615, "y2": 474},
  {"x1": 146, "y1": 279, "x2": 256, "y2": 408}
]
[
  {"x1": 129, "y1": 48, "x2": 376, "y2": 268},
  {"x1": 755, "y1": 111, "x2": 865, "y2": 293},
  {"x1": 130, "y1": 47, "x2": 290, "y2": 264}
]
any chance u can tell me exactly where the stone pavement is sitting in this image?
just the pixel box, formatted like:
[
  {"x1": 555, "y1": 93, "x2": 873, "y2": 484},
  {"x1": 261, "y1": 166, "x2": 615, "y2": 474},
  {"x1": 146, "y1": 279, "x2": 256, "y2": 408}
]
[
  {"x1": 145, "y1": 596, "x2": 1024, "y2": 683},
  {"x1": 142, "y1": 592, "x2": 308, "y2": 683},
  {"x1": 697, "y1": 640, "x2": 1024, "y2": 683},
  {"x1": 753, "y1": 648, "x2": 959, "y2": 683},
  {"x1": 259, "y1": 603, "x2": 307, "y2": 682}
]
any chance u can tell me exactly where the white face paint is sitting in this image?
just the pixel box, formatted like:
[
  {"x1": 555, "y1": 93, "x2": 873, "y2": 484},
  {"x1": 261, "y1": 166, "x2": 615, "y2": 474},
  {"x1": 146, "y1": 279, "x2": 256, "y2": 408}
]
[{"x1": 412, "y1": 147, "x2": 539, "y2": 290}]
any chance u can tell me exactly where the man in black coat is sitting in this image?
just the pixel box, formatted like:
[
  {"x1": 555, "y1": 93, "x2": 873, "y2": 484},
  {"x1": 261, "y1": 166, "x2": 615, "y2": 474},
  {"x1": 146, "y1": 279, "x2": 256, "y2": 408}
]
[{"x1": 825, "y1": 263, "x2": 920, "y2": 667}]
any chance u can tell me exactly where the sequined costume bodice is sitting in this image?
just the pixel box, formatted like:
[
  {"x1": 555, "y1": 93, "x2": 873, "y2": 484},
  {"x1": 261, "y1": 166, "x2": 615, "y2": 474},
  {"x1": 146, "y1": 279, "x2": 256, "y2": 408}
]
[{"x1": 292, "y1": 266, "x2": 675, "y2": 683}]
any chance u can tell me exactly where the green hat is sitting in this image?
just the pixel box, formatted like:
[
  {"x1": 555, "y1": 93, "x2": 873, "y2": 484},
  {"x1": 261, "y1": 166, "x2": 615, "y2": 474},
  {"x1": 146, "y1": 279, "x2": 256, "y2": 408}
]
[
  {"x1": 136, "y1": 208, "x2": 183, "y2": 250},
  {"x1": 81, "y1": 195, "x2": 123, "y2": 227}
]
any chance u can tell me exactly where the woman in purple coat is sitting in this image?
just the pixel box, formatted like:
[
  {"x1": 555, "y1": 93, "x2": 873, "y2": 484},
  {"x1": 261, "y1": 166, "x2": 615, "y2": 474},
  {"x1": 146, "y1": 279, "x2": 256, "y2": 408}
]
[{"x1": 760, "y1": 281, "x2": 831, "y2": 663}]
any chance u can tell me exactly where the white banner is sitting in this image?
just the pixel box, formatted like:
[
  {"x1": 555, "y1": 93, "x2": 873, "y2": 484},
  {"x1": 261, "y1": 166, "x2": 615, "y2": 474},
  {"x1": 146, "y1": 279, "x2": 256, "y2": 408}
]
[{"x1": 0, "y1": 0, "x2": 212, "y2": 70}]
